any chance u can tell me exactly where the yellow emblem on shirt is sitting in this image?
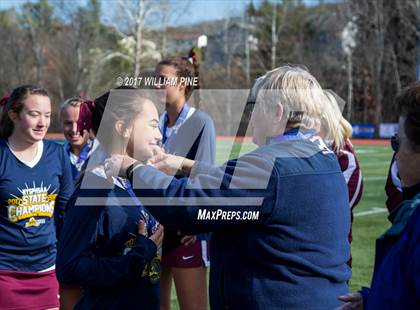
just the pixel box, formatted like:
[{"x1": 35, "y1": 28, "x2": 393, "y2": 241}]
[{"x1": 7, "y1": 184, "x2": 57, "y2": 223}]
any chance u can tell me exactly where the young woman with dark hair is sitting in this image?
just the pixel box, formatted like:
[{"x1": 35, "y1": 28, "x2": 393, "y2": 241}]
[
  {"x1": 56, "y1": 88, "x2": 164, "y2": 309},
  {"x1": 154, "y1": 54, "x2": 215, "y2": 310}
]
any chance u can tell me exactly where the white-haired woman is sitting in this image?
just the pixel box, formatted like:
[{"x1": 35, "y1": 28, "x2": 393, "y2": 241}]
[{"x1": 106, "y1": 65, "x2": 351, "y2": 309}]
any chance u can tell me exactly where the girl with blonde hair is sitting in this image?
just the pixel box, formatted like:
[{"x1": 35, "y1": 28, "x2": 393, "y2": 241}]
[{"x1": 321, "y1": 90, "x2": 363, "y2": 267}]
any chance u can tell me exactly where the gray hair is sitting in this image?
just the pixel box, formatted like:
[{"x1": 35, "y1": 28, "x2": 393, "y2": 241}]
[{"x1": 251, "y1": 65, "x2": 343, "y2": 148}]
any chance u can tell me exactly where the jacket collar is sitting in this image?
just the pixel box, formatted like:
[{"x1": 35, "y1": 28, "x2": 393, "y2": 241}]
[{"x1": 382, "y1": 190, "x2": 420, "y2": 238}]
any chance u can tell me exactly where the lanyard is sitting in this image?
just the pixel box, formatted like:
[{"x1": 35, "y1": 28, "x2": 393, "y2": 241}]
[
  {"x1": 117, "y1": 175, "x2": 161, "y2": 285},
  {"x1": 66, "y1": 142, "x2": 92, "y2": 181},
  {"x1": 268, "y1": 129, "x2": 333, "y2": 155},
  {"x1": 91, "y1": 146, "x2": 159, "y2": 236},
  {"x1": 161, "y1": 103, "x2": 191, "y2": 147},
  {"x1": 66, "y1": 142, "x2": 91, "y2": 164},
  {"x1": 77, "y1": 143, "x2": 91, "y2": 164},
  {"x1": 267, "y1": 129, "x2": 316, "y2": 144},
  {"x1": 117, "y1": 178, "x2": 159, "y2": 237}
]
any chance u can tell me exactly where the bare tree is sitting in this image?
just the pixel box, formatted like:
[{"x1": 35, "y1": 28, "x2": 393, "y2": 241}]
[
  {"x1": 349, "y1": 0, "x2": 419, "y2": 124},
  {"x1": 105, "y1": 0, "x2": 162, "y2": 76},
  {"x1": 341, "y1": 17, "x2": 357, "y2": 120},
  {"x1": 20, "y1": 0, "x2": 56, "y2": 85},
  {"x1": 159, "y1": 0, "x2": 192, "y2": 58}
]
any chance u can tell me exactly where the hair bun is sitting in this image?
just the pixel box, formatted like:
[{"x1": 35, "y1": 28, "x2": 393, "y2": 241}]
[
  {"x1": 0, "y1": 95, "x2": 10, "y2": 107},
  {"x1": 76, "y1": 99, "x2": 95, "y2": 133},
  {"x1": 82, "y1": 99, "x2": 95, "y2": 111},
  {"x1": 188, "y1": 47, "x2": 198, "y2": 65}
]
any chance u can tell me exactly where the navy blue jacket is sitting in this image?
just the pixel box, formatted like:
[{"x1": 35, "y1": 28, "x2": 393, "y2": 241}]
[
  {"x1": 360, "y1": 190, "x2": 420, "y2": 309},
  {"x1": 131, "y1": 137, "x2": 351, "y2": 309},
  {"x1": 56, "y1": 170, "x2": 159, "y2": 310}
]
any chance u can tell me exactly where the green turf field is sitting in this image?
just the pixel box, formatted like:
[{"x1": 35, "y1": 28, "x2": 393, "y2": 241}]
[
  {"x1": 348, "y1": 144, "x2": 393, "y2": 291},
  {"x1": 169, "y1": 141, "x2": 393, "y2": 308}
]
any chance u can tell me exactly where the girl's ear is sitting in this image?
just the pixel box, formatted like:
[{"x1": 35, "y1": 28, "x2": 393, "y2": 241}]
[
  {"x1": 7, "y1": 110, "x2": 18, "y2": 122},
  {"x1": 114, "y1": 120, "x2": 131, "y2": 138}
]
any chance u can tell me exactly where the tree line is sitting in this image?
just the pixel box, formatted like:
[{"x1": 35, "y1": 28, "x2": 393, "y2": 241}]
[{"x1": 0, "y1": 0, "x2": 418, "y2": 134}]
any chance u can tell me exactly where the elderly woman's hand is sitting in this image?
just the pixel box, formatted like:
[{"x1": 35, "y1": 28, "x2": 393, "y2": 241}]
[
  {"x1": 336, "y1": 292, "x2": 363, "y2": 310},
  {"x1": 149, "y1": 153, "x2": 195, "y2": 176}
]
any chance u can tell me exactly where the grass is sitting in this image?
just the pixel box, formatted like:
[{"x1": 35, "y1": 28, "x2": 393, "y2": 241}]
[{"x1": 348, "y1": 145, "x2": 393, "y2": 291}]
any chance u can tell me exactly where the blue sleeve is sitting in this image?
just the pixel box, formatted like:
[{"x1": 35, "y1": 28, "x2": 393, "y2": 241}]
[
  {"x1": 359, "y1": 287, "x2": 370, "y2": 308},
  {"x1": 193, "y1": 115, "x2": 216, "y2": 240},
  {"x1": 55, "y1": 146, "x2": 74, "y2": 239},
  {"x1": 194, "y1": 115, "x2": 216, "y2": 165},
  {"x1": 56, "y1": 190, "x2": 157, "y2": 288},
  {"x1": 405, "y1": 208, "x2": 420, "y2": 298},
  {"x1": 132, "y1": 152, "x2": 277, "y2": 234}
]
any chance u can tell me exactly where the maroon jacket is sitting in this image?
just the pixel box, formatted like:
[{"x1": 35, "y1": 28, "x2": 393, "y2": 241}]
[{"x1": 335, "y1": 139, "x2": 364, "y2": 267}]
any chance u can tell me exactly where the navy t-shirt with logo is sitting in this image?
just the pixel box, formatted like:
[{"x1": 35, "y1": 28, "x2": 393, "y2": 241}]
[{"x1": 0, "y1": 139, "x2": 73, "y2": 271}]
